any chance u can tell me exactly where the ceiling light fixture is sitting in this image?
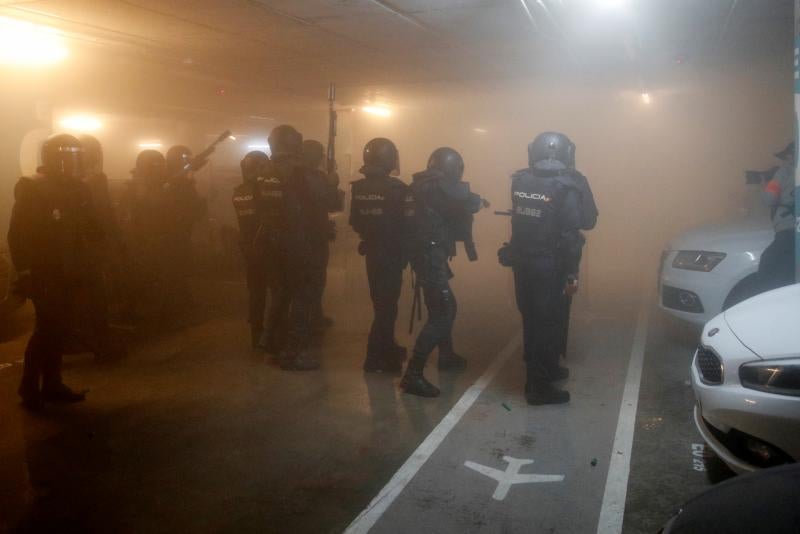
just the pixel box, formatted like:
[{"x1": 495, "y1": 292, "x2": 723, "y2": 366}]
[
  {"x1": 362, "y1": 105, "x2": 392, "y2": 117},
  {"x1": 0, "y1": 16, "x2": 68, "y2": 66},
  {"x1": 473, "y1": 127, "x2": 488, "y2": 134},
  {"x1": 595, "y1": 0, "x2": 627, "y2": 8},
  {"x1": 59, "y1": 115, "x2": 102, "y2": 132},
  {"x1": 641, "y1": 92, "x2": 652, "y2": 105}
]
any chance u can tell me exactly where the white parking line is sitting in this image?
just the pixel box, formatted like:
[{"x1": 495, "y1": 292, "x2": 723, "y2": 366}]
[
  {"x1": 596, "y1": 297, "x2": 651, "y2": 534},
  {"x1": 343, "y1": 331, "x2": 523, "y2": 534}
]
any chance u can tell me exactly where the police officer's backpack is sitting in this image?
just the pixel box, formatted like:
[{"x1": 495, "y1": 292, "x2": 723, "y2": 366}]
[{"x1": 560, "y1": 171, "x2": 598, "y2": 231}]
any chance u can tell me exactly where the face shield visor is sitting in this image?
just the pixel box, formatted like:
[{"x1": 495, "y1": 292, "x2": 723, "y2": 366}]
[{"x1": 48, "y1": 146, "x2": 84, "y2": 179}]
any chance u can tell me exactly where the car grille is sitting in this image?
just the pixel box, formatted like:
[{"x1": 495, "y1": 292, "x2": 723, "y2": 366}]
[{"x1": 696, "y1": 347, "x2": 723, "y2": 384}]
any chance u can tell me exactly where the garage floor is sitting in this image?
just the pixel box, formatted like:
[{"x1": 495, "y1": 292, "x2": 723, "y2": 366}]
[{"x1": 0, "y1": 241, "x2": 734, "y2": 534}]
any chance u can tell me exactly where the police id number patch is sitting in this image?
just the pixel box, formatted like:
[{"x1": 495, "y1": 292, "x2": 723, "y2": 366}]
[{"x1": 515, "y1": 206, "x2": 542, "y2": 218}]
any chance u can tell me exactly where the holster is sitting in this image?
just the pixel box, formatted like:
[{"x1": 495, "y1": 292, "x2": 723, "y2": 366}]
[{"x1": 497, "y1": 242, "x2": 515, "y2": 267}]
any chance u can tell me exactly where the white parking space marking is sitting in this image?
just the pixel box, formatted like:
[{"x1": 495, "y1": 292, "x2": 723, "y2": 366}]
[
  {"x1": 596, "y1": 297, "x2": 651, "y2": 534},
  {"x1": 343, "y1": 331, "x2": 523, "y2": 534},
  {"x1": 464, "y1": 456, "x2": 564, "y2": 500}
]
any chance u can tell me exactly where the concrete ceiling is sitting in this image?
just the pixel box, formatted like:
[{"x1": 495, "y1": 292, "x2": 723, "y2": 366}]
[{"x1": 0, "y1": 0, "x2": 793, "y2": 111}]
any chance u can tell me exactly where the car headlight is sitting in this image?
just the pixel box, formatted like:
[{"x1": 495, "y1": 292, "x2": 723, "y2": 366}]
[
  {"x1": 740, "y1": 361, "x2": 800, "y2": 397},
  {"x1": 672, "y1": 251, "x2": 727, "y2": 272}
]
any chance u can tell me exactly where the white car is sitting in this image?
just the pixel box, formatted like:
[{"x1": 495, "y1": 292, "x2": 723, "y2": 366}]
[
  {"x1": 692, "y1": 284, "x2": 800, "y2": 474},
  {"x1": 660, "y1": 216, "x2": 774, "y2": 325}
]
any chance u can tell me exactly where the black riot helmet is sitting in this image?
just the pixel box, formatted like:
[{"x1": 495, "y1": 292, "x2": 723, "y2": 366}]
[
  {"x1": 363, "y1": 137, "x2": 399, "y2": 174},
  {"x1": 134, "y1": 150, "x2": 166, "y2": 182},
  {"x1": 301, "y1": 139, "x2": 325, "y2": 169},
  {"x1": 166, "y1": 145, "x2": 193, "y2": 175},
  {"x1": 268, "y1": 125, "x2": 303, "y2": 158},
  {"x1": 427, "y1": 147, "x2": 464, "y2": 182},
  {"x1": 240, "y1": 150, "x2": 269, "y2": 182},
  {"x1": 528, "y1": 132, "x2": 576, "y2": 172},
  {"x1": 41, "y1": 133, "x2": 84, "y2": 179},
  {"x1": 78, "y1": 134, "x2": 103, "y2": 175}
]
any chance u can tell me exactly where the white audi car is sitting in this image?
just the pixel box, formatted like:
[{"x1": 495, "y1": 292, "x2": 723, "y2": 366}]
[
  {"x1": 659, "y1": 216, "x2": 774, "y2": 325},
  {"x1": 692, "y1": 283, "x2": 800, "y2": 474}
]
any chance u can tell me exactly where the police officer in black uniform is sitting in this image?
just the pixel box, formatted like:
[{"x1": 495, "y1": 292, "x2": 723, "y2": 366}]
[
  {"x1": 501, "y1": 132, "x2": 584, "y2": 405},
  {"x1": 265, "y1": 125, "x2": 336, "y2": 370},
  {"x1": 401, "y1": 147, "x2": 485, "y2": 397},
  {"x1": 301, "y1": 139, "x2": 343, "y2": 332},
  {"x1": 124, "y1": 150, "x2": 173, "y2": 321},
  {"x1": 350, "y1": 138, "x2": 411, "y2": 373},
  {"x1": 163, "y1": 145, "x2": 207, "y2": 311},
  {"x1": 8, "y1": 134, "x2": 103, "y2": 410},
  {"x1": 74, "y1": 134, "x2": 125, "y2": 359},
  {"x1": 232, "y1": 150, "x2": 271, "y2": 348}
]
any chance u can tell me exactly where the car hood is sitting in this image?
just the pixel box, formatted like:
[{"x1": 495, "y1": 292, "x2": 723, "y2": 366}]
[
  {"x1": 724, "y1": 284, "x2": 800, "y2": 359},
  {"x1": 668, "y1": 216, "x2": 773, "y2": 254}
]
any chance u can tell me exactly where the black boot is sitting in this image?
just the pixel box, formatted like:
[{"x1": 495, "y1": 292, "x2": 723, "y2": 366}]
[
  {"x1": 438, "y1": 351, "x2": 467, "y2": 371},
  {"x1": 279, "y1": 349, "x2": 320, "y2": 371},
  {"x1": 525, "y1": 364, "x2": 569, "y2": 405},
  {"x1": 525, "y1": 380, "x2": 570, "y2": 405},
  {"x1": 400, "y1": 356, "x2": 440, "y2": 398},
  {"x1": 363, "y1": 353, "x2": 403, "y2": 374},
  {"x1": 549, "y1": 365, "x2": 569, "y2": 381},
  {"x1": 41, "y1": 383, "x2": 88, "y2": 403},
  {"x1": 18, "y1": 387, "x2": 44, "y2": 411}
]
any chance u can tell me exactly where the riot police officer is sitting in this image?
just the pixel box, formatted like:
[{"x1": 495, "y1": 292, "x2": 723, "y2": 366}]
[
  {"x1": 232, "y1": 150, "x2": 271, "y2": 348},
  {"x1": 301, "y1": 139, "x2": 343, "y2": 332},
  {"x1": 124, "y1": 150, "x2": 173, "y2": 321},
  {"x1": 163, "y1": 145, "x2": 207, "y2": 312},
  {"x1": 349, "y1": 138, "x2": 411, "y2": 373},
  {"x1": 264, "y1": 124, "x2": 335, "y2": 370},
  {"x1": 74, "y1": 134, "x2": 126, "y2": 359},
  {"x1": 8, "y1": 134, "x2": 103, "y2": 410},
  {"x1": 401, "y1": 147, "x2": 485, "y2": 397},
  {"x1": 500, "y1": 132, "x2": 584, "y2": 405}
]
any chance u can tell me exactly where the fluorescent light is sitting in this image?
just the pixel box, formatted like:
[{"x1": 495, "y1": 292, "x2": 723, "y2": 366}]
[
  {"x1": 229, "y1": 135, "x2": 237, "y2": 141},
  {"x1": 641, "y1": 92, "x2": 652, "y2": 105},
  {"x1": 473, "y1": 127, "x2": 488, "y2": 134},
  {"x1": 596, "y1": 0, "x2": 627, "y2": 8},
  {"x1": 0, "y1": 17, "x2": 68, "y2": 66},
  {"x1": 59, "y1": 115, "x2": 102, "y2": 132},
  {"x1": 362, "y1": 105, "x2": 392, "y2": 117},
  {"x1": 138, "y1": 142, "x2": 163, "y2": 149}
]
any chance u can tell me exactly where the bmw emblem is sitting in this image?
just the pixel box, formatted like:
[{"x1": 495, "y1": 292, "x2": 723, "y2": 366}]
[{"x1": 708, "y1": 328, "x2": 719, "y2": 337}]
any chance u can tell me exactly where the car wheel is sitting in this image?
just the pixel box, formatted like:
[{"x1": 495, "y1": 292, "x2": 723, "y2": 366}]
[{"x1": 722, "y1": 274, "x2": 761, "y2": 310}]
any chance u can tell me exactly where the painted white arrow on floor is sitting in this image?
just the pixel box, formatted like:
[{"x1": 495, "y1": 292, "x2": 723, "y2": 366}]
[{"x1": 464, "y1": 456, "x2": 564, "y2": 500}]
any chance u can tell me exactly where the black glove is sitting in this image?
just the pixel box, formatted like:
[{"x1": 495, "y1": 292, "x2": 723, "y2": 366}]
[
  {"x1": 12, "y1": 271, "x2": 33, "y2": 299},
  {"x1": 497, "y1": 243, "x2": 514, "y2": 267}
]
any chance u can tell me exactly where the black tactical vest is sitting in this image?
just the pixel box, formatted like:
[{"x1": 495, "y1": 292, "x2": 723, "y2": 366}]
[
  {"x1": 232, "y1": 181, "x2": 261, "y2": 244},
  {"x1": 350, "y1": 175, "x2": 407, "y2": 245},
  {"x1": 510, "y1": 171, "x2": 567, "y2": 253}
]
